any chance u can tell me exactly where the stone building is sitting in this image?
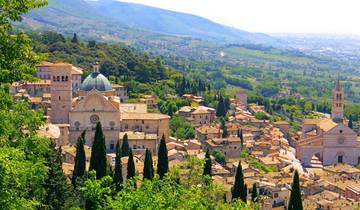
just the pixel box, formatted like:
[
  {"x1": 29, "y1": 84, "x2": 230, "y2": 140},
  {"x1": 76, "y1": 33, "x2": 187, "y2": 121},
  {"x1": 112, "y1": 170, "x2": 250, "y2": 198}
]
[
  {"x1": 296, "y1": 81, "x2": 360, "y2": 166},
  {"x1": 37, "y1": 61, "x2": 83, "y2": 94},
  {"x1": 51, "y1": 62, "x2": 170, "y2": 153},
  {"x1": 177, "y1": 106, "x2": 216, "y2": 126}
]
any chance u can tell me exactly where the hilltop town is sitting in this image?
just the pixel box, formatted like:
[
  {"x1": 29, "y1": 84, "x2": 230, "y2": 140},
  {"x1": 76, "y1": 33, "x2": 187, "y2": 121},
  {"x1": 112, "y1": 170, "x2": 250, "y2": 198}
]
[
  {"x1": 10, "y1": 60, "x2": 360, "y2": 209},
  {"x1": 4, "y1": 1, "x2": 360, "y2": 209}
]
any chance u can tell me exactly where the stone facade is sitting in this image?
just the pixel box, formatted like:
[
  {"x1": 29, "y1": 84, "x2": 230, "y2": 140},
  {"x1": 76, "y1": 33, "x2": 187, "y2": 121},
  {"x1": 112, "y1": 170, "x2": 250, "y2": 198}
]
[
  {"x1": 50, "y1": 63, "x2": 73, "y2": 124},
  {"x1": 46, "y1": 62, "x2": 170, "y2": 154},
  {"x1": 297, "y1": 81, "x2": 360, "y2": 166},
  {"x1": 178, "y1": 106, "x2": 216, "y2": 126}
]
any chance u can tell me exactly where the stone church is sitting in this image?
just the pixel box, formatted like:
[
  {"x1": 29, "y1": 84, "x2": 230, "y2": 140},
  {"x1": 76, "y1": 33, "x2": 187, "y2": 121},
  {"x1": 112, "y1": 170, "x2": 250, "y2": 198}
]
[
  {"x1": 297, "y1": 80, "x2": 360, "y2": 166},
  {"x1": 48, "y1": 62, "x2": 170, "y2": 154}
]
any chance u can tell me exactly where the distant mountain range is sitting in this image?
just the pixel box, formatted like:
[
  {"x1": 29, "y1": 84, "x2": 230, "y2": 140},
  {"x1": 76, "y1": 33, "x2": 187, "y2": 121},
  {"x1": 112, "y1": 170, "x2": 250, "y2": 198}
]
[{"x1": 19, "y1": 0, "x2": 282, "y2": 46}]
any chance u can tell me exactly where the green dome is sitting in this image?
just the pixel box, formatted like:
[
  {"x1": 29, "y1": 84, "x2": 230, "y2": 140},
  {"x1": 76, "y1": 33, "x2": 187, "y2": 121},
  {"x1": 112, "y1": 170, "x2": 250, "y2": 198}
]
[{"x1": 80, "y1": 72, "x2": 112, "y2": 92}]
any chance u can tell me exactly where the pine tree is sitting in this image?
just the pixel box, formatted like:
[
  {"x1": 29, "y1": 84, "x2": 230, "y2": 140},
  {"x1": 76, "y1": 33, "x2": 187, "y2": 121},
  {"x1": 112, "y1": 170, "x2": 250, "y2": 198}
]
[
  {"x1": 89, "y1": 121, "x2": 107, "y2": 179},
  {"x1": 203, "y1": 149, "x2": 212, "y2": 177},
  {"x1": 113, "y1": 139, "x2": 123, "y2": 191},
  {"x1": 232, "y1": 161, "x2": 246, "y2": 202},
  {"x1": 251, "y1": 183, "x2": 258, "y2": 202},
  {"x1": 121, "y1": 133, "x2": 129, "y2": 157},
  {"x1": 349, "y1": 115, "x2": 353, "y2": 129},
  {"x1": 43, "y1": 143, "x2": 70, "y2": 209},
  {"x1": 143, "y1": 149, "x2": 154, "y2": 180},
  {"x1": 126, "y1": 148, "x2": 136, "y2": 180},
  {"x1": 288, "y1": 170, "x2": 303, "y2": 210},
  {"x1": 71, "y1": 33, "x2": 78, "y2": 44},
  {"x1": 72, "y1": 131, "x2": 86, "y2": 186},
  {"x1": 157, "y1": 134, "x2": 169, "y2": 179}
]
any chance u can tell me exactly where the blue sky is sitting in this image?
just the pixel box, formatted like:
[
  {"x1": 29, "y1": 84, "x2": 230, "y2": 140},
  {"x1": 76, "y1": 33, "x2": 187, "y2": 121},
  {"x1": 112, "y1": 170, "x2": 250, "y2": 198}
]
[{"x1": 120, "y1": 0, "x2": 360, "y2": 35}]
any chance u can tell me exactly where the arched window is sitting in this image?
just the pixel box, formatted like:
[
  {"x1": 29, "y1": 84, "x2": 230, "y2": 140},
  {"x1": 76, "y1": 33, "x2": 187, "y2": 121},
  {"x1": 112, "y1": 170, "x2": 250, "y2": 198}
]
[
  {"x1": 57, "y1": 76, "x2": 60, "y2": 81},
  {"x1": 65, "y1": 76, "x2": 68, "y2": 81}
]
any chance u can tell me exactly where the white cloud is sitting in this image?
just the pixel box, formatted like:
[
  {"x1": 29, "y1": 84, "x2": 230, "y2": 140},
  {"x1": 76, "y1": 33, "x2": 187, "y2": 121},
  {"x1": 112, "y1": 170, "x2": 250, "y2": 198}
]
[{"x1": 119, "y1": 0, "x2": 360, "y2": 34}]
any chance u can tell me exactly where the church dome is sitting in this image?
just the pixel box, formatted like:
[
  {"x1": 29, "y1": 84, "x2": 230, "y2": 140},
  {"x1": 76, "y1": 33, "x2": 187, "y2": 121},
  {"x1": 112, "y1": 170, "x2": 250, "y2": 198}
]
[{"x1": 80, "y1": 72, "x2": 112, "y2": 92}]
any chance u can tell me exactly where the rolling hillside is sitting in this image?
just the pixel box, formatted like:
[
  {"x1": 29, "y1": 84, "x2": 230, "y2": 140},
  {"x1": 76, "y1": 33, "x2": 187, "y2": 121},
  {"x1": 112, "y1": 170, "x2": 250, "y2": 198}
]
[{"x1": 19, "y1": 0, "x2": 281, "y2": 45}]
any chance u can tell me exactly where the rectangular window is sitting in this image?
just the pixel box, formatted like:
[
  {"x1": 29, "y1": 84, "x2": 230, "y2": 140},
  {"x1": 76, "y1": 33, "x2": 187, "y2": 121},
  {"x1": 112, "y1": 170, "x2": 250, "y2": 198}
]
[{"x1": 338, "y1": 155, "x2": 343, "y2": 163}]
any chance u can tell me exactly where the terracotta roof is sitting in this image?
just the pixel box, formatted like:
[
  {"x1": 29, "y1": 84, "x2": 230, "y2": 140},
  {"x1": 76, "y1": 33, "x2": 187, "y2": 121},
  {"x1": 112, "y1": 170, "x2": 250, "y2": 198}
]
[
  {"x1": 303, "y1": 118, "x2": 337, "y2": 131},
  {"x1": 196, "y1": 125, "x2": 219, "y2": 134},
  {"x1": 192, "y1": 107, "x2": 211, "y2": 114},
  {"x1": 36, "y1": 61, "x2": 54, "y2": 66},
  {"x1": 71, "y1": 66, "x2": 83, "y2": 75},
  {"x1": 273, "y1": 121, "x2": 289, "y2": 125},
  {"x1": 29, "y1": 97, "x2": 42, "y2": 103},
  {"x1": 26, "y1": 79, "x2": 51, "y2": 85},
  {"x1": 121, "y1": 112, "x2": 170, "y2": 120}
]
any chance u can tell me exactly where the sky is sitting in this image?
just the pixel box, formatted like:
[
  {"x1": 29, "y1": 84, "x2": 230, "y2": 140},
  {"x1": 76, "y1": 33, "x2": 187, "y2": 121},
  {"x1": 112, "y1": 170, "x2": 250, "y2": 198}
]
[{"x1": 120, "y1": 0, "x2": 360, "y2": 35}]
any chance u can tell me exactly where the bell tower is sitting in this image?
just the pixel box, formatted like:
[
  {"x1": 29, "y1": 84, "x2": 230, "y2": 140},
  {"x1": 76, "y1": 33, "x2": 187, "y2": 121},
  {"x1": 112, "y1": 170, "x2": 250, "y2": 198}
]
[
  {"x1": 331, "y1": 80, "x2": 344, "y2": 123},
  {"x1": 50, "y1": 63, "x2": 73, "y2": 124}
]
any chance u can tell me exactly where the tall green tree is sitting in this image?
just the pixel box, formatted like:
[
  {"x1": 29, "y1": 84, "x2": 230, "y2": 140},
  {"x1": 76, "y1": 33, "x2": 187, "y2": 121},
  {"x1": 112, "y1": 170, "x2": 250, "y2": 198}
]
[
  {"x1": 203, "y1": 149, "x2": 212, "y2": 177},
  {"x1": 0, "y1": 0, "x2": 47, "y2": 84},
  {"x1": 89, "y1": 121, "x2": 107, "y2": 179},
  {"x1": 216, "y1": 95, "x2": 226, "y2": 117},
  {"x1": 43, "y1": 144, "x2": 70, "y2": 209},
  {"x1": 157, "y1": 134, "x2": 169, "y2": 179},
  {"x1": 143, "y1": 149, "x2": 154, "y2": 180},
  {"x1": 121, "y1": 134, "x2": 130, "y2": 157},
  {"x1": 72, "y1": 131, "x2": 86, "y2": 186},
  {"x1": 239, "y1": 129, "x2": 244, "y2": 149},
  {"x1": 71, "y1": 33, "x2": 79, "y2": 44},
  {"x1": 349, "y1": 115, "x2": 353, "y2": 129},
  {"x1": 127, "y1": 148, "x2": 136, "y2": 180},
  {"x1": 113, "y1": 139, "x2": 123, "y2": 191},
  {"x1": 220, "y1": 118, "x2": 229, "y2": 138},
  {"x1": 251, "y1": 183, "x2": 258, "y2": 202},
  {"x1": 288, "y1": 170, "x2": 303, "y2": 210},
  {"x1": 232, "y1": 161, "x2": 246, "y2": 202}
]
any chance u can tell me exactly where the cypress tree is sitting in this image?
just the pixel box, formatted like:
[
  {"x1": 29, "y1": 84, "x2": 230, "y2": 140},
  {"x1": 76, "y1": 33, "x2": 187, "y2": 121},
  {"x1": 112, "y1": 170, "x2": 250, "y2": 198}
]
[
  {"x1": 71, "y1": 33, "x2": 78, "y2": 43},
  {"x1": 89, "y1": 121, "x2": 107, "y2": 179},
  {"x1": 232, "y1": 161, "x2": 246, "y2": 202},
  {"x1": 220, "y1": 118, "x2": 229, "y2": 138},
  {"x1": 126, "y1": 148, "x2": 136, "y2": 180},
  {"x1": 43, "y1": 143, "x2": 69, "y2": 209},
  {"x1": 243, "y1": 184, "x2": 247, "y2": 202},
  {"x1": 121, "y1": 134, "x2": 129, "y2": 157},
  {"x1": 143, "y1": 149, "x2": 154, "y2": 180},
  {"x1": 216, "y1": 95, "x2": 226, "y2": 117},
  {"x1": 157, "y1": 134, "x2": 169, "y2": 179},
  {"x1": 72, "y1": 131, "x2": 86, "y2": 186},
  {"x1": 288, "y1": 170, "x2": 303, "y2": 210},
  {"x1": 240, "y1": 129, "x2": 244, "y2": 149},
  {"x1": 113, "y1": 139, "x2": 123, "y2": 191},
  {"x1": 251, "y1": 183, "x2": 258, "y2": 202},
  {"x1": 349, "y1": 115, "x2": 353, "y2": 129},
  {"x1": 203, "y1": 149, "x2": 212, "y2": 177}
]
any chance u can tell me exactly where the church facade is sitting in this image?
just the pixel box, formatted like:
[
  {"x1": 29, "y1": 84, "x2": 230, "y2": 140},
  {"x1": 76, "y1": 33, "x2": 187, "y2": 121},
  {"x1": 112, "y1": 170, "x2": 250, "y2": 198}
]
[
  {"x1": 47, "y1": 62, "x2": 170, "y2": 154},
  {"x1": 296, "y1": 81, "x2": 360, "y2": 166}
]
